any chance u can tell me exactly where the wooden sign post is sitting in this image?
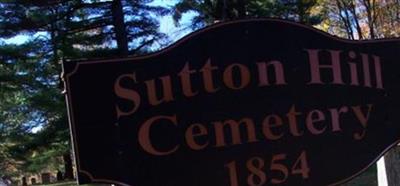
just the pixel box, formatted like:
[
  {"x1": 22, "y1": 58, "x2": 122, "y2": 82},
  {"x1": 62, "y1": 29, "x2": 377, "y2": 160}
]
[{"x1": 63, "y1": 19, "x2": 400, "y2": 186}]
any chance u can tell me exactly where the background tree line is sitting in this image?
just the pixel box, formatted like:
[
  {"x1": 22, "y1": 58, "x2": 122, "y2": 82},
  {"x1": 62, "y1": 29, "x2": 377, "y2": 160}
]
[{"x1": 0, "y1": 0, "x2": 399, "y2": 184}]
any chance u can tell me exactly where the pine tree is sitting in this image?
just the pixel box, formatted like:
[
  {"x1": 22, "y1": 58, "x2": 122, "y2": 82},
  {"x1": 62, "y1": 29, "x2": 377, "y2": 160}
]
[
  {"x1": 0, "y1": 0, "x2": 169, "y2": 180},
  {"x1": 172, "y1": 0, "x2": 323, "y2": 29}
]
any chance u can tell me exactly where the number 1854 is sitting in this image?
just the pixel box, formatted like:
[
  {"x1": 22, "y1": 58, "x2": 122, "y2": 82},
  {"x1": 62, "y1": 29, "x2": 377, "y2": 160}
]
[{"x1": 225, "y1": 151, "x2": 310, "y2": 186}]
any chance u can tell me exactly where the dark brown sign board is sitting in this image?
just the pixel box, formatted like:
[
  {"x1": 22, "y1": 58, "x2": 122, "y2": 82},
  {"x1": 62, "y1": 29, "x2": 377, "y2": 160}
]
[{"x1": 62, "y1": 19, "x2": 400, "y2": 186}]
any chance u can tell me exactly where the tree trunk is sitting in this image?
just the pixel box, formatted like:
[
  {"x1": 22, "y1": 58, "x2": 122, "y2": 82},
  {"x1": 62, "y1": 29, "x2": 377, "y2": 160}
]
[
  {"x1": 112, "y1": 0, "x2": 128, "y2": 56},
  {"x1": 63, "y1": 152, "x2": 74, "y2": 180},
  {"x1": 384, "y1": 146, "x2": 400, "y2": 185},
  {"x1": 362, "y1": 0, "x2": 376, "y2": 38},
  {"x1": 236, "y1": 0, "x2": 246, "y2": 19},
  {"x1": 336, "y1": 0, "x2": 354, "y2": 39},
  {"x1": 222, "y1": 0, "x2": 228, "y2": 20},
  {"x1": 348, "y1": 1, "x2": 363, "y2": 39}
]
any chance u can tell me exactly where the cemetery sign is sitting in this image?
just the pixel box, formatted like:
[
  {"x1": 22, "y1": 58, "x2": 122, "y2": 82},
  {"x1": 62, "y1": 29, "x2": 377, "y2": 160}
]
[{"x1": 63, "y1": 19, "x2": 400, "y2": 186}]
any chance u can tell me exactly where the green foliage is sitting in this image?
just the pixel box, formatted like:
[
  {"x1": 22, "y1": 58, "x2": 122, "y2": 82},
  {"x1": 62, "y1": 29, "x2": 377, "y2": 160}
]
[
  {"x1": 247, "y1": 0, "x2": 323, "y2": 24},
  {"x1": 173, "y1": 0, "x2": 323, "y2": 29},
  {"x1": 0, "y1": 0, "x2": 170, "y2": 177},
  {"x1": 0, "y1": 37, "x2": 64, "y2": 175}
]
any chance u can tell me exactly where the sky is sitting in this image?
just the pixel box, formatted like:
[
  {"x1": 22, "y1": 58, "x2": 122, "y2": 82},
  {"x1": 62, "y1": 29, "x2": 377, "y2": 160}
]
[
  {"x1": 2, "y1": 0, "x2": 196, "y2": 47},
  {"x1": 151, "y1": 0, "x2": 197, "y2": 41}
]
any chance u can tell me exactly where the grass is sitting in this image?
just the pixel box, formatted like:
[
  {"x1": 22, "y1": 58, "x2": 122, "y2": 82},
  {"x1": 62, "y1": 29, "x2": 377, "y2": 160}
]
[
  {"x1": 36, "y1": 181, "x2": 77, "y2": 186},
  {"x1": 341, "y1": 165, "x2": 377, "y2": 186},
  {"x1": 36, "y1": 166, "x2": 377, "y2": 186},
  {"x1": 36, "y1": 181, "x2": 107, "y2": 186}
]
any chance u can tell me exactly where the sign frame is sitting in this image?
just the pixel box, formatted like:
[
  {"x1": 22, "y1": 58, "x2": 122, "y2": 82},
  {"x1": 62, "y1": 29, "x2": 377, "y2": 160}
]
[{"x1": 63, "y1": 18, "x2": 400, "y2": 186}]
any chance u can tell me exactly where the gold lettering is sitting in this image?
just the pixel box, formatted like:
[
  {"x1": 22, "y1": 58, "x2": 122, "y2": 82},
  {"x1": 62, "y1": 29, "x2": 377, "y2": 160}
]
[{"x1": 138, "y1": 115, "x2": 179, "y2": 156}]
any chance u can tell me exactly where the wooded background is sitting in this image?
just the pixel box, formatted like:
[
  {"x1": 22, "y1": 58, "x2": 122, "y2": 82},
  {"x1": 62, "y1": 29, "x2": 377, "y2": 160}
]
[{"x1": 1, "y1": 0, "x2": 400, "y2": 184}]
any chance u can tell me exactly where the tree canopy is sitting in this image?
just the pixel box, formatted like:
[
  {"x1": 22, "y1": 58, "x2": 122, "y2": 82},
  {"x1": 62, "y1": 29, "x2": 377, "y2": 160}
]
[{"x1": 0, "y1": 0, "x2": 169, "y2": 179}]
